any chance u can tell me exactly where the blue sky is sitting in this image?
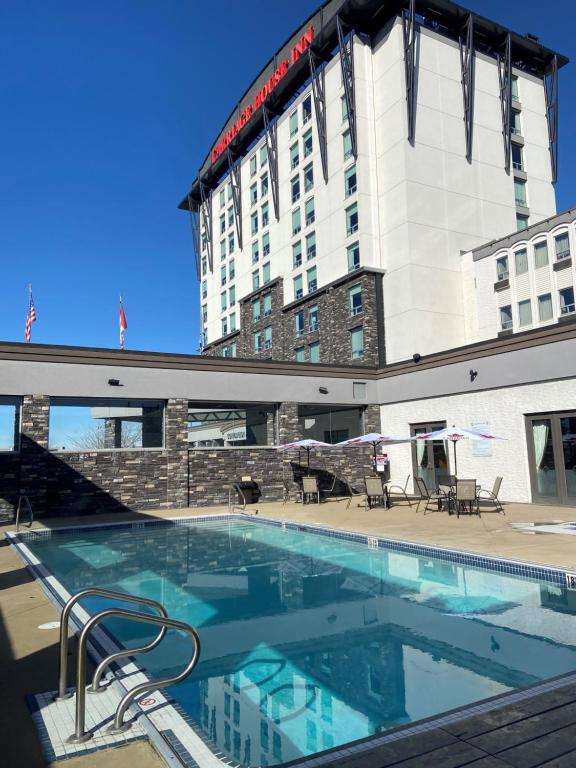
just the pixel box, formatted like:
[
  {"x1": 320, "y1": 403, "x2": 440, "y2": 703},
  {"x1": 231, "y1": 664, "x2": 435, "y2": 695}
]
[{"x1": 0, "y1": 0, "x2": 574, "y2": 354}]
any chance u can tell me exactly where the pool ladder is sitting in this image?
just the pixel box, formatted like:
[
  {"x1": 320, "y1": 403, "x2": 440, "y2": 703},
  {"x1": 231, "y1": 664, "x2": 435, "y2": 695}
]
[
  {"x1": 55, "y1": 588, "x2": 201, "y2": 743},
  {"x1": 15, "y1": 494, "x2": 33, "y2": 532}
]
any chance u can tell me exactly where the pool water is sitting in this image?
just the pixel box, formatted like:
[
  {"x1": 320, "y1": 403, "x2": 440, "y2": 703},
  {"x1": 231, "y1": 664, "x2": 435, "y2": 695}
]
[{"x1": 26, "y1": 519, "x2": 576, "y2": 767}]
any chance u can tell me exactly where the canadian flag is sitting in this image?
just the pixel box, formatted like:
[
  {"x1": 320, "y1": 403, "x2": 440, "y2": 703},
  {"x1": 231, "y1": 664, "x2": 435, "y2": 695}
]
[{"x1": 119, "y1": 297, "x2": 128, "y2": 350}]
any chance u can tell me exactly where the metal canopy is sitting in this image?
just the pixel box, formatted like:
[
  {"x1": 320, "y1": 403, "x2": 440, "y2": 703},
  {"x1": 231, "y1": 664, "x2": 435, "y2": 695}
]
[
  {"x1": 545, "y1": 55, "x2": 559, "y2": 184},
  {"x1": 337, "y1": 15, "x2": 357, "y2": 161},
  {"x1": 186, "y1": 194, "x2": 202, "y2": 281},
  {"x1": 309, "y1": 45, "x2": 329, "y2": 184},
  {"x1": 227, "y1": 150, "x2": 243, "y2": 251},
  {"x1": 497, "y1": 33, "x2": 512, "y2": 174},
  {"x1": 402, "y1": 0, "x2": 417, "y2": 145},
  {"x1": 459, "y1": 14, "x2": 475, "y2": 164}
]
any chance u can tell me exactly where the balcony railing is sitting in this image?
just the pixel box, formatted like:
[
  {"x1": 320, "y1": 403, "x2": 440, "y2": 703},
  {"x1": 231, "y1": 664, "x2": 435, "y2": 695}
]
[
  {"x1": 293, "y1": 258, "x2": 302, "y2": 269},
  {"x1": 351, "y1": 305, "x2": 363, "y2": 316},
  {"x1": 309, "y1": 322, "x2": 319, "y2": 333},
  {"x1": 515, "y1": 197, "x2": 526, "y2": 207},
  {"x1": 497, "y1": 270, "x2": 509, "y2": 281},
  {"x1": 501, "y1": 320, "x2": 513, "y2": 331},
  {"x1": 512, "y1": 161, "x2": 523, "y2": 171},
  {"x1": 347, "y1": 222, "x2": 359, "y2": 236},
  {"x1": 346, "y1": 183, "x2": 357, "y2": 197},
  {"x1": 305, "y1": 213, "x2": 315, "y2": 226},
  {"x1": 561, "y1": 304, "x2": 575, "y2": 315},
  {"x1": 556, "y1": 249, "x2": 571, "y2": 261}
]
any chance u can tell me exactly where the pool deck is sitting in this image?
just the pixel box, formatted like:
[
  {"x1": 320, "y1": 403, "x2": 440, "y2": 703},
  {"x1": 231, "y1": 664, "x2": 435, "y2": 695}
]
[{"x1": 3, "y1": 496, "x2": 576, "y2": 767}]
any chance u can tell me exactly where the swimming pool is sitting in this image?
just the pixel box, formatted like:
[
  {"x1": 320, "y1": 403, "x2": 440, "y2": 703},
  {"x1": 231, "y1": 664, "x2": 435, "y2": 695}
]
[{"x1": 14, "y1": 515, "x2": 576, "y2": 767}]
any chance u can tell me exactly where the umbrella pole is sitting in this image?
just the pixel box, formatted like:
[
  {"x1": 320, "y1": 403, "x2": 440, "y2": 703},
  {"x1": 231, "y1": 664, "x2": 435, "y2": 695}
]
[
  {"x1": 307, "y1": 447, "x2": 310, "y2": 475},
  {"x1": 373, "y1": 442, "x2": 378, "y2": 473},
  {"x1": 452, "y1": 439, "x2": 458, "y2": 477}
]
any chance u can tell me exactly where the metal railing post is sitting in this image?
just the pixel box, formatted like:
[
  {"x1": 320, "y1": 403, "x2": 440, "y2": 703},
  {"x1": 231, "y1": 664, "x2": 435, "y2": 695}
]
[{"x1": 15, "y1": 494, "x2": 33, "y2": 532}]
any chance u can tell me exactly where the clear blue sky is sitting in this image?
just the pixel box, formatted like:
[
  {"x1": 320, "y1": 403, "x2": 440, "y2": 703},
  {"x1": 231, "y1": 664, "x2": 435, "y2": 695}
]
[{"x1": 0, "y1": 0, "x2": 574, "y2": 353}]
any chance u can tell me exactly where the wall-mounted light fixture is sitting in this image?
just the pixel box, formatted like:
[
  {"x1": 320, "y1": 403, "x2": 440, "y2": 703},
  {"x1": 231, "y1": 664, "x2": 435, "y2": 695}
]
[
  {"x1": 108, "y1": 378, "x2": 122, "y2": 387},
  {"x1": 319, "y1": 386, "x2": 329, "y2": 394},
  {"x1": 469, "y1": 369, "x2": 478, "y2": 382},
  {"x1": 412, "y1": 353, "x2": 421, "y2": 363}
]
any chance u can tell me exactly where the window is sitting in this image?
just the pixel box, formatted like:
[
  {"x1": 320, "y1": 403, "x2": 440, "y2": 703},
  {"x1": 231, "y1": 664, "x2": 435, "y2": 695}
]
[
  {"x1": 538, "y1": 293, "x2": 553, "y2": 322},
  {"x1": 261, "y1": 202, "x2": 269, "y2": 229},
  {"x1": 293, "y1": 241, "x2": 302, "y2": 269},
  {"x1": 221, "y1": 318, "x2": 228, "y2": 336},
  {"x1": 294, "y1": 275, "x2": 303, "y2": 300},
  {"x1": 290, "y1": 142, "x2": 299, "y2": 170},
  {"x1": 496, "y1": 255, "x2": 509, "y2": 281},
  {"x1": 298, "y1": 404, "x2": 364, "y2": 444},
  {"x1": 263, "y1": 293, "x2": 272, "y2": 317},
  {"x1": 345, "y1": 164, "x2": 357, "y2": 196},
  {"x1": 350, "y1": 326, "x2": 364, "y2": 359},
  {"x1": 346, "y1": 203, "x2": 358, "y2": 235},
  {"x1": 514, "y1": 249, "x2": 528, "y2": 275},
  {"x1": 518, "y1": 299, "x2": 532, "y2": 327},
  {"x1": 188, "y1": 401, "x2": 278, "y2": 447},
  {"x1": 306, "y1": 232, "x2": 316, "y2": 261},
  {"x1": 500, "y1": 305, "x2": 513, "y2": 331},
  {"x1": 221, "y1": 265, "x2": 227, "y2": 286},
  {"x1": 510, "y1": 109, "x2": 522, "y2": 136},
  {"x1": 220, "y1": 214, "x2": 226, "y2": 235},
  {"x1": 252, "y1": 299, "x2": 261, "y2": 322},
  {"x1": 229, "y1": 258, "x2": 235, "y2": 280},
  {"x1": 295, "y1": 310, "x2": 305, "y2": 337},
  {"x1": 0, "y1": 397, "x2": 19, "y2": 451},
  {"x1": 302, "y1": 95, "x2": 312, "y2": 124},
  {"x1": 343, "y1": 129, "x2": 352, "y2": 160},
  {"x1": 262, "y1": 262, "x2": 271, "y2": 284},
  {"x1": 252, "y1": 240, "x2": 259, "y2": 264},
  {"x1": 291, "y1": 175, "x2": 300, "y2": 203},
  {"x1": 304, "y1": 197, "x2": 315, "y2": 226},
  {"x1": 349, "y1": 284, "x2": 363, "y2": 315},
  {"x1": 534, "y1": 241, "x2": 549, "y2": 268},
  {"x1": 303, "y1": 128, "x2": 313, "y2": 158},
  {"x1": 289, "y1": 111, "x2": 298, "y2": 136},
  {"x1": 48, "y1": 398, "x2": 164, "y2": 450},
  {"x1": 251, "y1": 211, "x2": 259, "y2": 236},
  {"x1": 202, "y1": 304, "x2": 207, "y2": 324},
  {"x1": 229, "y1": 285, "x2": 236, "y2": 306},
  {"x1": 303, "y1": 163, "x2": 314, "y2": 192},
  {"x1": 230, "y1": 342, "x2": 237, "y2": 358},
  {"x1": 511, "y1": 75, "x2": 519, "y2": 101},
  {"x1": 227, "y1": 182, "x2": 232, "y2": 201},
  {"x1": 514, "y1": 179, "x2": 527, "y2": 207},
  {"x1": 252, "y1": 270, "x2": 260, "y2": 291},
  {"x1": 512, "y1": 143, "x2": 523, "y2": 171},
  {"x1": 230, "y1": 311, "x2": 237, "y2": 332},
  {"x1": 250, "y1": 183, "x2": 258, "y2": 206},
  {"x1": 219, "y1": 189, "x2": 225, "y2": 208},
  {"x1": 262, "y1": 231, "x2": 270, "y2": 257},
  {"x1": 309, "y1": 342, "x2": 320, "y2": 363},
  {"x1": 220, "y1": 240, "x2": 226, "y2": 260},
  {"x1": 295, "y1": 347, "x2": 305, "y2": 362},
  {"x1": 201, "y1": 280, "x2": 207, "y2": 299},
  {"x1": 516, "y1": 213, "x2": 529, "y2": 231},
  {"x1": 347, "y1": 241, "x2": 360, "y2": 271},
  {"x1": 201, "y1": 256, "x2": 207, "y2": 276},
  {"x1": 555, "y1": 232, "x2": 571, "y2": 260},
  {"x1": 260, "y1": 144, "x2": 268, "y2": 167},
  {"x1": 341, "y1": 95, "x2": 349, "y2": 122},
  {"x1": 249, "y1": 155, "x2": 257, "y2": 176},
  {"x1": 228, "y1": 232, "x2": 234, "y2": 254},
  {"x1": 560, "y1": 286, "x2": 575, "y2": 315},
  {"x1": 254, "y1": 330, "x2": 263, "y2": 352},
  {"x1": 292, "y1": 208, "x2": 301, "y2": 235},
  {"x1": 264, "y1": 325, "x2": 272, "y2": 350},
  {"x1": 228, "y1": 207, "x2": 234, "y2": 228},
  {"x1": 261, "y1": 173, "x2": 269, "y2": 197},
  {"x1": 307, "y1": 266, "x2": 317, "y2": 293},
  {"x1": 221, "y1": 291, "x2": 227, "y2": 311},
  {"x1": 309, "y1": 304, "x2": 319, "y2": 332}
]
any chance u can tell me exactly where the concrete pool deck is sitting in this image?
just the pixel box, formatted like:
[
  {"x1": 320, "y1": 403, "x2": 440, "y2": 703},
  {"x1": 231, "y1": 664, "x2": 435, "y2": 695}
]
[{"x1": 2, "y1": 497, "x2": 576, "y2": 767}]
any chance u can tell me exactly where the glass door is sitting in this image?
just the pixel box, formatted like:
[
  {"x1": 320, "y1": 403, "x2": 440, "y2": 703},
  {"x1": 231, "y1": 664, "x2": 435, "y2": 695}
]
[
  {"x1": 527, "y1": 412, "x2": 576, "y2": 505},
  {"x1": 411, "y1": 422, "x2": 448, "y2": 494},
  {"x1": 560, "y1": 416, "x2": 576, "y2": 503}
]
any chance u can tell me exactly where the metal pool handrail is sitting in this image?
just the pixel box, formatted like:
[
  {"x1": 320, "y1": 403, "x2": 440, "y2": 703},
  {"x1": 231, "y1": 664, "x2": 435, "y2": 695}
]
[
  {"x1": 69, "y1": 607, "x2": 201, "y2": 743},
  {"x1": 15, "y1": 494, "x2": 33, "y2": 532},
  {"x1": 55, "y1": 588, "x2": 168, "y2": 701}
]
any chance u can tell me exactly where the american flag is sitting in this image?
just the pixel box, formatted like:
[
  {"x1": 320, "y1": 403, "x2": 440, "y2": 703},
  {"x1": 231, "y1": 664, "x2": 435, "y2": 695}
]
[
  {"x1": 119, "y1": 296, "x2": 128, "y2": 350},
  {"x1": 25, "y1": 287, "x2": 37, "y2": 343}
]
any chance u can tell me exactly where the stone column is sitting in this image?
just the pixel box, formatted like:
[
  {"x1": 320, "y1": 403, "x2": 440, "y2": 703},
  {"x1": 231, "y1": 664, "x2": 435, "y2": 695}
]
[
  {"x1": 165, "y1": 399, "x2": 189, "y2": 509},
  {"x1": 19, "y1": 395, "x2": 50, "y2": 518},
  {"x1": 278, "y1": 402, "x2": 301, "y2": 445},
  {"x1": 103, "y1": 418, "x2": 122, "y2": 448}
]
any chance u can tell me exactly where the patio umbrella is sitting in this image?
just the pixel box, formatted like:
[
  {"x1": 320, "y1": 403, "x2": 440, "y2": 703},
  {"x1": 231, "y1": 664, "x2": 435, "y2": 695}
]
[
  {"x1": 279, "y1": 438, "x2": 332, "y2": 474},
  {"x1": 415, "y1": 425, "x2": 502, "y2": 476},
  {"x1": 337, "y1": 433, "x2": 413, "y2": 471}
]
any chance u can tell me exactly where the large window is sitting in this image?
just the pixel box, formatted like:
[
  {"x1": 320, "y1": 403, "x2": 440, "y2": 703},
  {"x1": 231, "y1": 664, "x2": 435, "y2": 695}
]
[
  {"x1": 290, "y1": 142, "x2": 299, "y2": 170},
  {"x1": 555, "y1": 232, "x2": 571, "y2": 261},
  {"x1": 514, "y1": 179, "x2": 526, "y2": 207},
  {"x1": 512, "y1": 143, "x2": 523, "y2": 171},
  {"x1": 188, "y1": 402, "x2": 278, "y2": 447},
  {"x1": 307, "y1": 266, "x2": 317, "y2": 293},
  {"x1": 348, "y1": 241, "x2": 360, "y2": 272},
  {"x1": 560, "y1": 287, "x2": 575, "y2": 316},
  {"x1": 514, "y1": 249, "x2": 528, "y2": 275},
  {"x1": 346, "y1": 203, "x2": 358, "y2": 236},
  {"x1": 0, "y1": 397, "x2": 19, "y2": 452},
  {"x1": 350, "y1": 326, "x2": 364, "y2": 358},
  {"x1": 538, "y1": 293, "x2": 553, "y2": 322},
  {"x1": 48, "y1": 399, "x2": 164, "y2": 451},
  {"x1": 500, "y1": 305, "x2": 513, "y2": 331},
  {"x1": 534, "y1": 241, "x2": 549, "y2": 269},
  {"x1": 496, "y1": 255, "x2": 509, "y2": 281},
  {"x1": 298, "y1": 404, "x2": 364, "y2": 444},
  {"x1": 349, "y1": 285, "x2": 363, "y2": 316},
  {"x1": 345, "y1": 164, "x2": 357, "y2": 197},
  {"x1": 518, "y1": 299, "x2": 532, "y2": 327},
  {"x1": 292, "y1": 208, "x2": 301, "y2": 236}
]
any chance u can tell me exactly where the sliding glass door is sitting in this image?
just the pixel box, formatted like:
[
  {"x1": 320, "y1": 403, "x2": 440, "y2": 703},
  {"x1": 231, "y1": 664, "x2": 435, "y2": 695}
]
[
  {"x1": 410, "y1": 422, "x2": 448, "y2": 494},
  {"x1": 526, "y1": 413, "x2": 576, "y2": 505}
]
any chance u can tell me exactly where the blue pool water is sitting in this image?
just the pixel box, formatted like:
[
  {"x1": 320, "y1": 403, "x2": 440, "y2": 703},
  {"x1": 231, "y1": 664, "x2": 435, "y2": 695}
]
[{"x1": 25, "y1": 519, "x2": 576, "y2": 767}]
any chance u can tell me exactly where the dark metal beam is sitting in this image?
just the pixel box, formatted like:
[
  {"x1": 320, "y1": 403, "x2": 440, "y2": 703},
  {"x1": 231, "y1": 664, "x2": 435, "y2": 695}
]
[
  {"x1": 497, "y1": 32, "x2": 512, "y2": 174},
  {"x1": 309, "y1": 46, "x2": 328, "y2": 183},
  {"x1": 459, "y1": 14, "x2": 475, "y2": 164},
  {"x1": 337, "y1": 15, "x2": 357, "y2": 161},
  {"x1": 545, "y1": 54, "x2": 559, "y2": 184},
  {"x1": 227, "y1": 150, "x2": 243, "y2": 251},
  {"x1": 199, "y1": 183, "x2": 213, "y2": 272},
  {"x1": 402, "y1": 0, "x2": 417, "y2": 145},
  {"x1": 186, "y1": 195, "x2": 202, "y2": 281},
  {"x1": 263, "y1": 106, "x2": 280, "y2": 222}
]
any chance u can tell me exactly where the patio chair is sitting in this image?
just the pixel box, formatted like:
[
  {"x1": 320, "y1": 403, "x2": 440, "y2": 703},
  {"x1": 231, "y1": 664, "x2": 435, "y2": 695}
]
[
  {"x1": 302, "y1": 476, "x2": 320, "y2": 504},
  {"x1": 415, "y1": 476, "x2": 447, "y2": 514},
  {"x1": 455, "y1": 478, "x2": 480, "y2": 517},
  {"x1": 437, "y1": 475, "x2": 456, "y2": 495},
  {"x1": 365, "y1": 476, "x2": 388, "y2": 509},
  {"x1": 386, "y1": 475, "x2": 412, "y2": 507},
  {"x1": 282, "y1": 479, "x2": 294, "y2": 505},
  {"x1": 477, "y1": 476, "x2": 504, "y2": 514}
]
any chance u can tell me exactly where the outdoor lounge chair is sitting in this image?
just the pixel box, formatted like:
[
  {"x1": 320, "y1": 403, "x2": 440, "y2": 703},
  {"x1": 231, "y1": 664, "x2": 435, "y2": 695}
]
[
  {"x1": 365, "y1": 476, "x2": 388, "y2": 509},
  {"x1": 477, "y1": 476, "x2": 504, "y2": 514},
  {"x1": 386, "y1": 474, "x2": 412, "y2": 507},
  {"x1": 302, "y1": 476, "x2": 320, "y2": 504},
  {"x1": 455, "y1": 478, "x2": 480, "y2": 517},
  {"x1": 415, "y1": 476, "x2": 446, "y2": 514}
]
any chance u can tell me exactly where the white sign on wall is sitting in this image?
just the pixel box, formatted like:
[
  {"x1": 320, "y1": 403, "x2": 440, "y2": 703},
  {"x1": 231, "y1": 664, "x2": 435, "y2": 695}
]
[{"x1": 470, "y1": 422, "x2": 491, "y2": 457}]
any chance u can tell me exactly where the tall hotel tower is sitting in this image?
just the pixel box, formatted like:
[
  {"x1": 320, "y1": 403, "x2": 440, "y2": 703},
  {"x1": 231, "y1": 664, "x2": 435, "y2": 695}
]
[{"x1": 181, "y1": 0, "x2": 566, "y2": 366}]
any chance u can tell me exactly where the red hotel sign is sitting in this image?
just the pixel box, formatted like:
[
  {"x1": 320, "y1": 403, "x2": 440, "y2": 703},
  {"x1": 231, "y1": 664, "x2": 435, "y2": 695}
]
[{"x1": 210, "y1": 26, "x2": 315, "y2": 163}]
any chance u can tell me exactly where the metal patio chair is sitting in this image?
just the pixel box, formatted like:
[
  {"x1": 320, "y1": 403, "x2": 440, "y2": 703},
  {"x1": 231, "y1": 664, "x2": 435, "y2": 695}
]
[
  {"x1": 385, "y1": 474, "x2": 412, "y2": 507},
  {"x1": 302, "y1": 475, "x2": 320, "y2": 504},
  {"x1": 455, "y1": 478, "x2": 480, "y2": 517},
  {"x1": 364, "y1": 476, "x2": 388, "y2": 509},
  {"x1": 415, "y1": 476, "x2": 446, "y2": 514},
  {"x1": 477, "y1": 476, "x2": 504, "y2": 514}
]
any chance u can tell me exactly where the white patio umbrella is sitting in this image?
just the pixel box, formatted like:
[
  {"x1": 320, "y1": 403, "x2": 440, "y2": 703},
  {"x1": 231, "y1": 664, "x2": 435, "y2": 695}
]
[
  {"x1": 337, "y1": 432, "x2": 413, "y2": 471},
  {"x1": 279, "y1": 438, "x2": 332, "y2": 474},
  {"x1": 414, "y1": 425, "x2": 502, "y2": 476}
]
